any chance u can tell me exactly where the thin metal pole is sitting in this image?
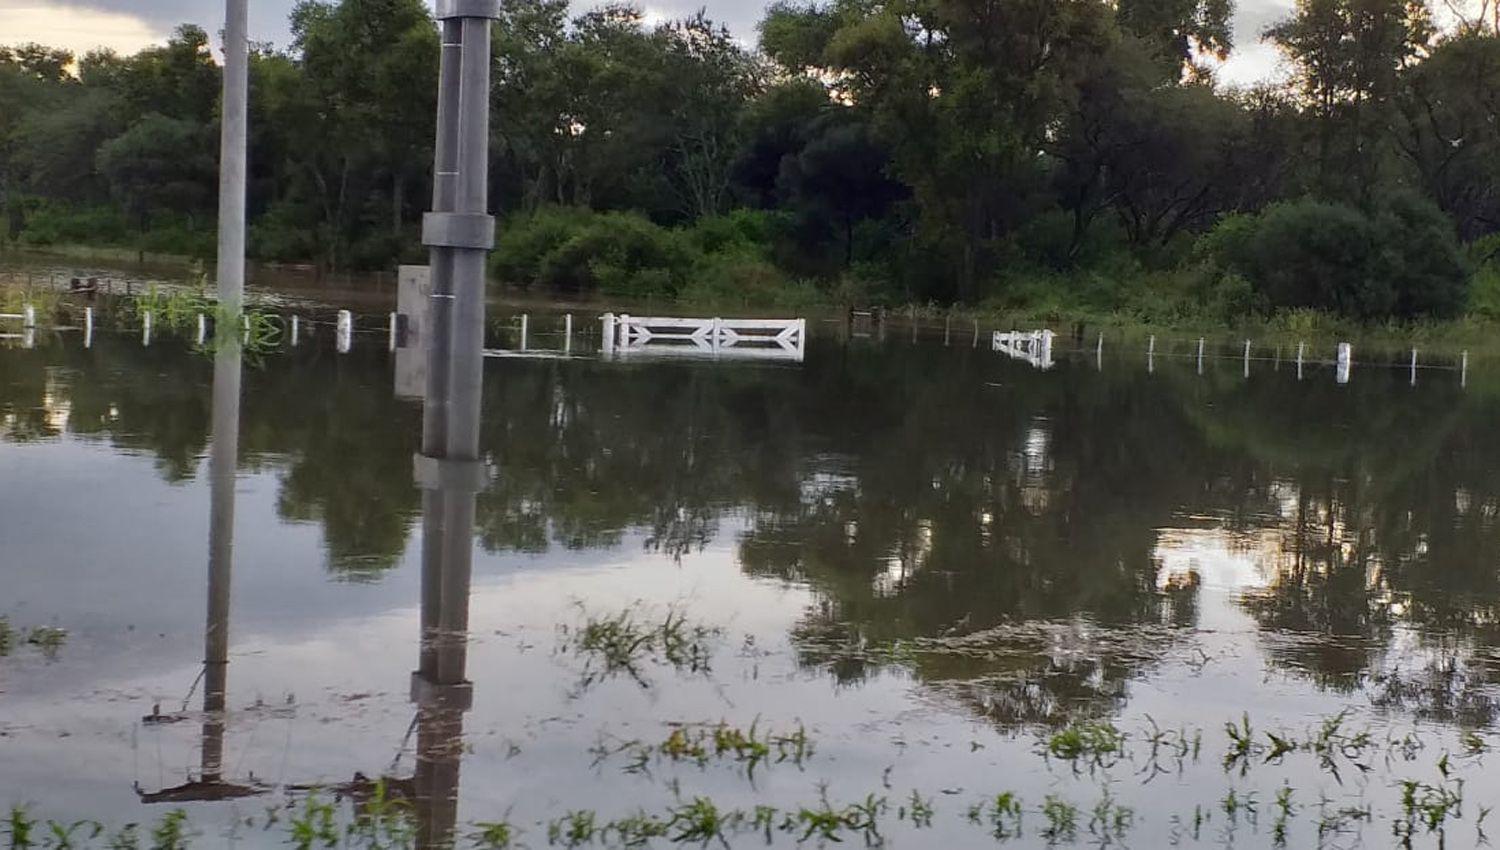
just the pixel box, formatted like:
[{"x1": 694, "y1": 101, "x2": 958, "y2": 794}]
[
  {"x1": 202, "y1": 344, "x2": 242, "y2": 783},
  {"x1": 564, "y1": 313, "x2": 573, "y2": 354},
  {"x1": 413, "y1": 7, "x2": 497, "y2": 848},
  {"x1": 216, "y1": 0, "x2": 249, "y2": 316},
  {"x1": 520, "y1": 314, "x2": 528, "y2": 351}
]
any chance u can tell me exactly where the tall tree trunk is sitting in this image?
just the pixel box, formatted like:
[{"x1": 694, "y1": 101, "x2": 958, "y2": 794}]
[{"x1": 393, "y1": 171, "x2": 404, "y2": 239}]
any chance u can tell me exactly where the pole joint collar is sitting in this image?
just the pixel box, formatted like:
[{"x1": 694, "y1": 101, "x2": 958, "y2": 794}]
[
  {"x1": 413, "y1": 454, "x2": 492, "y2": 493},
  {"x1": 422, "y1": 212, "x2": 495, "y2": 250},
  {"x1": 410, "y1": 672, "x2": 475, "y2": 711},
  {"x1": 434, "y1": 0, "x2": 501, "y2": 19}
]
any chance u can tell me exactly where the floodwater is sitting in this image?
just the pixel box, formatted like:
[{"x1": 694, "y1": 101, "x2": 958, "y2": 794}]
[{"x1": 2, "y1": 294, "x2": 1499, "y2": 849}]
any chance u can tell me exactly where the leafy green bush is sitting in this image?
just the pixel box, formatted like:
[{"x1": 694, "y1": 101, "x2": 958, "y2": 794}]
[
  {"x1": 16, "y1": 202, "x2": 132, "y2": 247},
  {"x1": 679, "y1": 253, "x2": 821, "y2": 309},
  {"x1": 492, "y1": 207, "x2": 694, "y2": 297},
  {"x1": 686, "y1": 209, "x2": 790, "y2": 258},
  {"x1": 494, "y1": 206, "x2": 823, "y2": 304},
  {"x1": 491, "y1": 206, "x2": 598, "y2": 288},
  {"x1": 1471, "y1": 239, "x2": 1500, "y2": 319},
  {"x1": 1202, "y1": 195, "x2": 1469, "y2": 320}
]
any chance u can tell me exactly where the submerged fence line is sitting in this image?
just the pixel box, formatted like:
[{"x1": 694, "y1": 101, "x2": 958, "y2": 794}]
[{"x1": 0, "y1": 297, "x2": 1482, "y2": 388}]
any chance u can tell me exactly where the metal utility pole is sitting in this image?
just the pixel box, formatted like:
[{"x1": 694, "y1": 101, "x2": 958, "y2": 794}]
[
  {"x1": 411, "y1": 2, "x2": 498, "y2": 845},
  {"x1": 216, "y1": 0, "x2": 249, "y2": 314}
]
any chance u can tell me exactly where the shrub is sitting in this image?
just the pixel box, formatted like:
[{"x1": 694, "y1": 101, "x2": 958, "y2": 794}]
[
  {"x1": 686, "y1": 209, "x2": 789, "y2": 258},
  {"x1": 492, "y1": 207, "x2": 695, "y2": 298},
  {"x1": 679, "y1": 253, "x2": 822, "y2": 309},
  {"x1": 16, "y1": 202, "x2": 132, "y2": 247},
  {"x1": 1202, "y1": 195, "x2": 1469, "y2": 320},
  {"x1": 491, "y1": 206, "x2": 597, "y2": 288}
]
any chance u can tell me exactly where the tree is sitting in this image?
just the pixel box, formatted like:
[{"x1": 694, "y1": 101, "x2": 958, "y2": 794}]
[
  {"x1": 291, "y1": 0, "x2": 438, "y2": 267},
  {"x1": 1116, "y1": 0, "x2": 1235, "y2": 80},
  {"x1": 777, "y1": 112, "x2": 905, "y2": 266},
  {"x1": 1396, "y1": 30, "x2": 1500, "y2": 239},
  {"x1": 96, "y1": 114, "x2": 215, "y2": 236},
  {"x1": 658, "y1": 14, "x2": 768, "y2": 219},
  {"x1": 1267, "y1": 0, "x2": 1436, "y2": 201}
]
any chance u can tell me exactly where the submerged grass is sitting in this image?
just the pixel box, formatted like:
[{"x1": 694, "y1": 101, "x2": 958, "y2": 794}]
[
  {"x1": 6, "y1": 710, "x2": 1496, "y2": 848},
  {"x1": 1045, "y1": 720, "x2": 1125, "y2": 770},
  {"x1": 601, "y1": 720, "x2": 814, "y2": 777},
  {"x1": 560, "y1": 605, "x2": 721, "y2": 690},
  {"x1": 0, "y1": 620, "x2": 67, "y2": 660}
]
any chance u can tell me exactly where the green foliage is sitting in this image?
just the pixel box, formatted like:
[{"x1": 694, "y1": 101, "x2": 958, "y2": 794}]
[
  {"x1": 1203, "y1": 195, "x2": 1470, "y2": 320},
  {"x1": 495, "y1": 206, "x2": 823, "y2": 306},
  {"x1": 493, "y1": 207, "x2": 691, "y2": 297},
  {"x1": 4, "y1": 0, "x2": 1500, "y2": 322}
]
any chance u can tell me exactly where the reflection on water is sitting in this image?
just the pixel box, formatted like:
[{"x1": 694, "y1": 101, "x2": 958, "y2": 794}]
[{"x1": 3, "y1": 314, "x2": 1500, "y2": 845}]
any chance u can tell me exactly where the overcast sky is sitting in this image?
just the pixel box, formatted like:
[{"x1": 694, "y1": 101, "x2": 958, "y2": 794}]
[{"x1": 2, "y1": 0, "x2": 1299, "y2": 85}]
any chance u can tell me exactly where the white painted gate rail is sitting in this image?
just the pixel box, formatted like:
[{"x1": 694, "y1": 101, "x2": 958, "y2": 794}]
[
  {"x1": 993, "y1": 330, "x2": 1056, "y2": 370},
  {"x1": 602, "y1": 314, "x2": 807, "y2": 361}
]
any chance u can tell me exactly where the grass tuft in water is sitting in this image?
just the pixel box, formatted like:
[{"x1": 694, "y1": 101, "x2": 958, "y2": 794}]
[
  {"x1": 898, "y1": 791, "x2": 934, "y2": 829},
  {"x1": 468, "y1": 822, "x2": 516, "y2": 850},
  {"x1": 1040, "y1": 796, "x2": 1077, "y2": 843},
  {"x1": 546, "y1": 811, "x2": 597, "y2": 848},
  {"x1": 664, "y1": 798, "x2": 729, "y2": 846},
  {"x1": 6, "y1": 808, "x2": 35, "y2": 850},
  {"x1": 1397, "y1": 776, "x2": 1465, "y2": 837},
  {"x1": 1045, "y1": 720, "x2": 1124, "y2": 772},
  {"x1": 148, "y1": 812, "x2": 189, "y2": 850},
  {"x1": 562, "y1": 605, "x2": 720, "y2": 689},
  {"x1": 25, "y1": 626, "x2": 67, "y2": 658}
]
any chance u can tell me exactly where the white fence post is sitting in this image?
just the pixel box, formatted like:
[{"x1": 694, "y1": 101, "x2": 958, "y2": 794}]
[
  {"x1": 519, "y1": 314, "x2": 529, "y2": 351},
  {"x1": 389, "y1": 312, "x2": 399, "y2": 351},
  {"x1": 22, "y1": 304, "x2": 35, "y2": 328},
  {"x1": 1462, "y1": 351, "x2": 1469, "y2": 389},
  {"x1": 564, "y1": 313, "x2": 573, "y2": 354},
  {"x1": 601, "y1": 313, "x2": 616, "y2": 355},
  {"x1": 85, "y1": 307, "x2": 94, "y2": 349},
  {"x1": 291, "y1": 314, "x2": 300, "y2": 346},
  {"x1": 337, "y1": 310, "x2": 353, "y2": 353},
  {"x1": 1243, "y1": 340, "x2": 1252, "y2": 379},
  {"x1": 1336, "y1": 343, "x2": 1353, "y2": 385},
  {"x1": 1410, "y1": 349, "x2": 1418, "y2": 387}
]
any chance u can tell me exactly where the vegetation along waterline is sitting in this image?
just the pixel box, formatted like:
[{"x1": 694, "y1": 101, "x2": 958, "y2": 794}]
[{"x1": 4, "y1": 1, "x2": 1500, "y2": 322}]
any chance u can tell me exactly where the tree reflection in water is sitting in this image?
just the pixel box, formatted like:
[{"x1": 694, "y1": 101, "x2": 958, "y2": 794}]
[{"x1": 6, "y1": 327, "x2": 1500, "y2": 732}]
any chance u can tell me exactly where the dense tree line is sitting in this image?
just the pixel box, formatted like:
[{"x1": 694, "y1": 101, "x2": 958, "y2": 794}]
[{"x1": 3, "y1": 0, "x2": 1500, "y2": 318}]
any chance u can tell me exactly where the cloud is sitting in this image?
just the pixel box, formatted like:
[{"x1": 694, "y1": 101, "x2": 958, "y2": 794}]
[
  {"x1": 0, "y1": 2, "x2": 162, "y2": 56},
  {"x1": 17, "y1": 0, "x2": 297, "y2": 49},
  {"x1": 6, "y1": 0, "x2": 1301, "y2": 85}
]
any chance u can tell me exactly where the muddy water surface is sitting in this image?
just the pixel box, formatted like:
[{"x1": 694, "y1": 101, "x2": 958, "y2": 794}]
[{"x1": 1, "y1": 303, "x2": 1499, "y2": 849}]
